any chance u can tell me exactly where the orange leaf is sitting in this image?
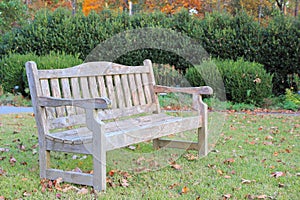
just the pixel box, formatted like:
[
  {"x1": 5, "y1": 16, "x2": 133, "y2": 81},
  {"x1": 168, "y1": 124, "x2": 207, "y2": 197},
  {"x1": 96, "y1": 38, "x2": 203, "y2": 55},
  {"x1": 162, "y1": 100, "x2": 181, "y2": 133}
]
[
  {"x1": 181, "y1": 186, "x2": 189, "y2": 194},
  {"x1": 223, "y1": 158, "x2": 235, "y2": 164},
  {"x1": 222, "y1": 194, "x2": 231, "y2": 199}
]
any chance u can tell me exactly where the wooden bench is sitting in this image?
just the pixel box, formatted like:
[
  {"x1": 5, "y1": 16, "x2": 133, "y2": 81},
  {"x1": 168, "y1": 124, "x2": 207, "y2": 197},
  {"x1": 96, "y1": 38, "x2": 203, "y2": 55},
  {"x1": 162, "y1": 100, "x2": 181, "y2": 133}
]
[{"x1": 26, "y1": 59, "x2": 213, "y2": 191}]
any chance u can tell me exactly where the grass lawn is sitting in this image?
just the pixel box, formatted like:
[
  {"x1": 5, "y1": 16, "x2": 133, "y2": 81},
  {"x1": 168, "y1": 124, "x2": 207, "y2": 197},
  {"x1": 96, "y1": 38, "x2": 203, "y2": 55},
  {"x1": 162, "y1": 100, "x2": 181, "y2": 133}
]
[{"x1": 0, "y1": 112, "x2": 299, "y2": 199}]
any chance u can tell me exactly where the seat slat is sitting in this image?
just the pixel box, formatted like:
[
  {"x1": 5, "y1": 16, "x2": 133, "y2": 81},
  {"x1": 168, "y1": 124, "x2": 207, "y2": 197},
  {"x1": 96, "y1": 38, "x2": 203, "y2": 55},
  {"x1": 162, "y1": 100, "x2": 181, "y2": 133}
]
[{"x1": 46, "y1": 113, "x2": 200, "y2": 151}]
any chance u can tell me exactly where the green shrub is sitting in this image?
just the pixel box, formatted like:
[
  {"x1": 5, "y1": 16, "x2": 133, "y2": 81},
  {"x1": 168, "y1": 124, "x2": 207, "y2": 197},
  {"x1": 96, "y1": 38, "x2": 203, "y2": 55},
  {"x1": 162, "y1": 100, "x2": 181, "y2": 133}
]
[
  {"x1": 284, "y1": 89, "x2": 300, "y2": 111},
  {"x1": 0, "y1": 52, "x2": 82, "y2": 95},
  {"x1": 185, "y1": 58, "x2": 273, "y2": 105}
]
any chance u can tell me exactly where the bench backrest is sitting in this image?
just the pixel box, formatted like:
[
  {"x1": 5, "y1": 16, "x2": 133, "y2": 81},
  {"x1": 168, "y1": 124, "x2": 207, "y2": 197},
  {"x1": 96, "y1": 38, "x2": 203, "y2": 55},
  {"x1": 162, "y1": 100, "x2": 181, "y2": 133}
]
[{"x1": 26, "y1": 60, "x2": 159, "y2": 130}]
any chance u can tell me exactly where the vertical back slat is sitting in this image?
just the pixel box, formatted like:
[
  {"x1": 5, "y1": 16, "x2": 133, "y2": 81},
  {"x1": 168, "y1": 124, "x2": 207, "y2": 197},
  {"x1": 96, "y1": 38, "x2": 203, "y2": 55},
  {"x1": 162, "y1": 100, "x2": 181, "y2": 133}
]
[
  {"x1": 114, "y1": 75, "x2": 125, "y2": 108},
  {"x1": 142, "y1": 73, "x2": 152, "y2": 104},
  {"x1": 50, "y1": 79, "x2": 65, "y2": 117},
  {"x1": 128, "y1": 74, "x2": 139, "y2": 106},
  {"x1": 71, "y1": 77, "x2": 84, "y2": 114},
  {"x1": 80, "y1": 77, "x2": 90, "y2": 98},
  {"x1": 135, "y1": 74, "x2": 146, "y2": 105},
  {"x1": 61, "y1": 78, "x2": 75, "y2": 115},
  {"x1": 40, "y1": 79, "x2": 55, "y2": 119},
  {"x1": 97, "y1": 76, "x2": 107, "y2": 97},
  {"x1": 88, "y1": 77, "x2": 99, "y2": 98},
  {"x1": 121, "y1": 74, "x2": 132, "y2": 107},
  {"x1": 105, "y1": 76, "x2": 117, "y2": 108}
]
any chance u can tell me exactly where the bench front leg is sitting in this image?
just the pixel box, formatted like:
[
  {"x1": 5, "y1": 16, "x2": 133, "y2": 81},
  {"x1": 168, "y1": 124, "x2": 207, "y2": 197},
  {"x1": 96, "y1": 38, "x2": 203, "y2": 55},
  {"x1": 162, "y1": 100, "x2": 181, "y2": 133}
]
[
  {"x1": 193, "y1": 94, "x2": 208, "y2": 156},
  {"x1": 86, "y1": 109, "x2": 106, "y2": 192}
]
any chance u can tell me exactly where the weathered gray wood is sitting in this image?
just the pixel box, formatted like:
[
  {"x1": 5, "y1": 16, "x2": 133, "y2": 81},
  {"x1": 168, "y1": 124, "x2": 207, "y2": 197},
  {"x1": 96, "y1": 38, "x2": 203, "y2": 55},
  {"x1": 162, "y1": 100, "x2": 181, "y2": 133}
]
[
  {"x1": 80, "y1": 77, "x2": 90, "y2": 99},
  {"x1": 70, "y1": 77, "x2": 84, "y2": 114},
  {"x1": 61, "y1": 78, "x2": 75, "y2": 115},
  {"x1": 154, "y1": 85, "x2": 213, "y2": 95},
  {"x1": 26, "y1": 61, "x2": 51, "y2": 179},
  {"x1": 40, "y1": 79, "x2": 56, "y2": 119},
  {"x1": 38, "y1": 96, "x2": 111, "y2": 109},
  {"x1": 26, "y1": 59, "x2": 212, "y2": 192},
  {"x1": 38, "y1": 62, "x2": 150, "y2": 79},
  {"x1": 49, "y1": 103, "x2": 157, "y2": 129},
  {"x1": 121, "y1": 74, "x2": 132, "y2": 107},
  {"x1": 88, "y1": 77, "x2": 99, "y2": 98},
  {"x1": 86, "y1": 109, "x2": 106, "y2": 191},
  {"x1": 135, "y1": 73, "x2": 146, "y2": 105},
  {"x1": 50, "y1": 78, "x2": 65, "y2": 117},
  {"x1": 46, "y1": 169, "x2": 93, "y2": 186},
  {"x1": 97, "y1": 76, "x2": 107, "y2": 98},
  {"x1": 105, "y1": 76, "x2": 116, "y2": 108},
  {"x1": 128, "y1": 74, "x2": 139, "y2": 106},
  {"x1": 114, "y1": 75, "x2": 125, "y2": 108}
]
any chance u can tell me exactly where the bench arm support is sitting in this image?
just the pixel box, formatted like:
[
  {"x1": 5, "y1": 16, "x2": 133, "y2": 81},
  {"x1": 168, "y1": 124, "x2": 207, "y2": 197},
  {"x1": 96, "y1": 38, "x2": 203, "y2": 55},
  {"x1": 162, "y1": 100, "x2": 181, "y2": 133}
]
[
  {"x1": 153, "y1": 85, "x2": 213, "y2": 95},
  {"x1": 38, "y1": 97, "x2": 111, "y2": 109}
]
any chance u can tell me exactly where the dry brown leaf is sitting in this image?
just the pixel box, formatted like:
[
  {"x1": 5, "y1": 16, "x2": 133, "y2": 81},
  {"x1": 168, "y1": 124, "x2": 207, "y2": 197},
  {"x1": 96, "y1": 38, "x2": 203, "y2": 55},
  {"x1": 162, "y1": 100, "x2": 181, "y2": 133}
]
[
  {"x1": 223, "y1": 158, "x2": 235, "y2": 164},
  {"x1": 224, "y1": 175, "x2": 231, "y2": 179},
  {"x1": 285, "y1": 149, "x2": 292, "y2": 153},
  {"x1": 108, "y1": 170, "x2": 116, "y2": 177},
  {"x1": 184, "y1": 153, "x2": 198, "y2": 161},
  {"x1": 170, "y1": 162, "x2": 182, "y2": 170},
  {"x1": 222, "y1": 193, "x2": 231, "y2": 199},
  {"x1": 23, "y1": 191, "x2": 31, "y2": 197},
  {"x1": 270, "y1": 171, "x2": 285, "y2": 178},
  {"x1": 0, "y1": 168, "x2": 6, "y2": 176},
  {"x1": 120, "y1": 178, "x2": 129, "y2": 187},
  {"x1": 257, "y1": 194, "x2": 267, "y2": 199},
  {"x1": 217, "y1": 169, "x2": 223, "y2": 175},
  {"x1": 245, "y1": 194, "x2": 255, "y2": 199},
  {"x1": 273, "y1": 152, "x2": 278, "y2": 156},
  {"x1": 168, "y1": 183, "x2": 179, "y2": 189},
  {"x1": 265, "y1": 135, "x2": 273, "y2": 140},
  {"x1": 9, "y1": 156, "x2": 17, "y2": 166},
  {"x1": 77, "y1": 188, "x2": 89, "y2": 195},
  {"x1": 241, "y1": 179, "x2": 253, "y2": 184}
]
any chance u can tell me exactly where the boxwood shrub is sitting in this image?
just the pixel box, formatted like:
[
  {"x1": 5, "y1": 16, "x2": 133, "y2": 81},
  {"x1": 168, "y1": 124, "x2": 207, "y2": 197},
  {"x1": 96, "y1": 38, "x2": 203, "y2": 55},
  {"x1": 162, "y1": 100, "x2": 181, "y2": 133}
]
[
  {"x1": 185, "y1": 58, "x2": 273, "y2": 105},
  {"x1": 0, "y1": 52, "x2": 82, "y2": 95}
]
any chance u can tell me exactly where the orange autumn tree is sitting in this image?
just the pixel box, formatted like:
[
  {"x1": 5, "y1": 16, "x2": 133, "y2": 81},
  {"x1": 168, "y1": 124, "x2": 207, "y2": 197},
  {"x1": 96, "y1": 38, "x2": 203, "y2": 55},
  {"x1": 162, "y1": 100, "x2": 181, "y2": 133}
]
[
  {"x1": 145, "y1": 0, "x2": 202, "y2": 15},
  {"x1": 82, "y1": 0, "x2": 129, "y2": 15}
]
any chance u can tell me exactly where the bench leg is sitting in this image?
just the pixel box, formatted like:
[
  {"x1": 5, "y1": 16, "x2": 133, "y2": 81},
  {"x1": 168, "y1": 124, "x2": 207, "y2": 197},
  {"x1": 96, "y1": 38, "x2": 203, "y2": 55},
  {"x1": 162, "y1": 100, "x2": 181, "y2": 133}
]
[
  {"x1": 39, "y1": 147, "x2": 51, "y2": 178},
  {"x1": 153, "y1": 138, "x2": 160, "y2": 150},
  {"x1": 93, "y1": 131, "x2": 106, "y2": 192},
  {"x1": 198, "y1": 127, "x2": 208, "y2": 156}
]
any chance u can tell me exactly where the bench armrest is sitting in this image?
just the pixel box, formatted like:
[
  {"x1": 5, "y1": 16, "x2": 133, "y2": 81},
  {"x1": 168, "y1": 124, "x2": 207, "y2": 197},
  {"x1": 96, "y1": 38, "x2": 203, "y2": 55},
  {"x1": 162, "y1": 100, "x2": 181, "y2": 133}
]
[
  {"x1": 154, "y1": 85, "x2": 213, "y2": 95},
  {"x1": 38, "y1": 97, "x2": 111, "y2": 109}
]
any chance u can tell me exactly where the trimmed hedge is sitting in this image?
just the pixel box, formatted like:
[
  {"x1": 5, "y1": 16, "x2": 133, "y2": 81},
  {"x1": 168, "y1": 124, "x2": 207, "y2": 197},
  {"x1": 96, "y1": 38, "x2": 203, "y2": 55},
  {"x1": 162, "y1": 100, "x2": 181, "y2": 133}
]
[
  {"x1": 185, "y1": 58, "x2": 273, "y2": 105},
  {"x1": 0, "y1": 8, "x2": 299, "y2": 94},
  {"x1": 0, "y1": 52, "x2": 82, "y2": 95}
]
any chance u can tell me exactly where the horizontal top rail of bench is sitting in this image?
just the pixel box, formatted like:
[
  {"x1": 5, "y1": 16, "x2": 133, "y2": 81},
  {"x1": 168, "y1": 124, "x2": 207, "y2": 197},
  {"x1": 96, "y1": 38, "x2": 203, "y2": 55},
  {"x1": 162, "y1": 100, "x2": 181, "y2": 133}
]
[{"x1": 37, "y1": 62, "x2": 150, "y2": 79}]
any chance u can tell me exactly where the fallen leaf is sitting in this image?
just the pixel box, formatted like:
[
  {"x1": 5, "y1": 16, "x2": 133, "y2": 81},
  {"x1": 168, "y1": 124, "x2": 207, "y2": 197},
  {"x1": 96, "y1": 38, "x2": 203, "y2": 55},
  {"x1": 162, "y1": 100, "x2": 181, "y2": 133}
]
[
  {"x1": 127, "y1": 145, "x2": 136, "y2": 150},
  {"x1": 273, "y1": 152, "x2": 278, "y2": 156},
  {"x1": 270, "y1": 171, "x2": 285, "y2": 178},
  {"x1": 278, "y1": 183, "x2": 285, "y2": 188},
  {"x1": 23, "y1": 191, "x2": 31, "y2": 197},
  {"x1": 108, "y1": 170, "x2": 116, "y2": 177},
  {"x1": 169, "y1": 183, "x2": 179, "y2": 189},
  {"x1": 223, "y1": 158, "x2": 235, "y2": 164},
  {"x1": 184, "y1": 153, "x2": 198, "y2": 161},
  {"x1": 56, "y1": 193, "x2": 62, "y2": 199},
  {"x1": 263, "y1": 141, "x2": 273, "y2": 146},
  {"x1": 285, "y1": 149, "x2": 292, "y2": 153},
  {"x1": 54, "y1": 177, "x2": 63, "y2": 191},
  {"x1": 62, "y1": 186, "x2": 79, "y2": 193},
  {"x1": 258, "y1": 126, "x2": 263, "y2": 131},
  {"x1": 0, "y1": 148, "x2": 9, "y2": 152},
  {"x1": 120, "y1": 178, "x2": 129, "y2": 187},
  {"x1": 296, "y1": 173, "x2": 300, "y2": 176},
  {"x1": 0, "y1": 168, "x2": 6, "y2": 176},
  {"x1": 217, "y1": 169, "x2": 223, "y2": 175},
  {"x1": 0, "y1": 196, "x2": 5, "y2": 200},
  {"x1": 0, "y1": 156, "x2": 6, "y2": 161},
  {"x1": 181, "y1": 186, "x2": 189, "y2": 194},
  {"x1": 241, "y1": 178, "x2": 254, "y2": 184},
  {"x1": 72, "y1": 167, "x2": 82, "y2": 173},
  {"x1": 257, "y1": 194, "x2": 267, "y2": 199},
  {"x1": 224, "y1": 175, "x2": 231, "y2": 179},
  {"x1": 245, "y1": 194, "x2": 255, "y2": 199},
  {"x1": 170, "y1": 162, "x2": 182, "y2": 170},
  {"x1": 20, "y1": 161, "x2": 28, "y2": 165},
  {"x1": 9, "y1": 156, "x2": 17, "y2": 166},
  {"x1": 265, "y1": 135, "x2": 273, "y2": 140},
  {"x1": 77, "y1": 188, "x2": 88, "y2": 195},
  {"x1": 222, "y1": 193, "x2": 231, "y2": 199}
]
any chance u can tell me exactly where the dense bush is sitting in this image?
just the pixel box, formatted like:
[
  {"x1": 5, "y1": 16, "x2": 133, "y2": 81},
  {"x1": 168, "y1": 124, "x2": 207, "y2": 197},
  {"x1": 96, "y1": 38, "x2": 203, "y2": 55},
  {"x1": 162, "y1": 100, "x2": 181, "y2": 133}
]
[
  {"x1": 185, "y1": 58, "x2": 273, "y2": 105},
  {"x1": 0, "y1": 8, "x2": 299, "y2": 94},
  {"x1": 0, "y1": 52, "x2": 82, "y2": 95}
]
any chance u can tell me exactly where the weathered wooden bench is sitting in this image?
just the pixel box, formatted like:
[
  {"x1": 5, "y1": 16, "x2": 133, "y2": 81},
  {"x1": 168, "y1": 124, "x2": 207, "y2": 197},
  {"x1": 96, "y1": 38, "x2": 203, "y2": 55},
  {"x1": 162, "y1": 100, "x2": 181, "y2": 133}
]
[{"x1": 26, "y1": 59, "x2": 213, "y2": 191}]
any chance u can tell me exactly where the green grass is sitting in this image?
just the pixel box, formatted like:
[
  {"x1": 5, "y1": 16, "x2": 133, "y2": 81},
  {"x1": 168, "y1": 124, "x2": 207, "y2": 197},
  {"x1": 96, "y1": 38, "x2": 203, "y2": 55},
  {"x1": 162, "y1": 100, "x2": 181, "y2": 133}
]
[{"x1": 0, "y1": 112, "x2": 299, "y2": 199}]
